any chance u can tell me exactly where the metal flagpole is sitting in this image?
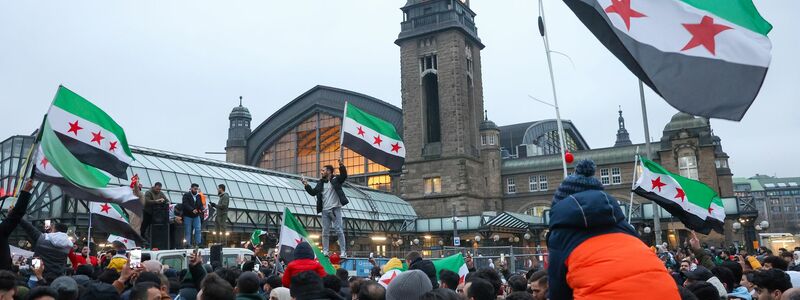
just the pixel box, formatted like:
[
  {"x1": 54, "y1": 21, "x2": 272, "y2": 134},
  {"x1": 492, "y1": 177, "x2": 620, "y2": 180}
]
[
  {"x1": 627, "y1": 147, "x2": 640, "y2": 224},
  {"x1": 538, "y1": 0, "x2": 569, "y2": 179},
  {"x1": 639, "y1": 80, "x2": 661, "y2": 245},
  {"x1": 87, "y1": 210, "x2": 92, "y2": 246}
]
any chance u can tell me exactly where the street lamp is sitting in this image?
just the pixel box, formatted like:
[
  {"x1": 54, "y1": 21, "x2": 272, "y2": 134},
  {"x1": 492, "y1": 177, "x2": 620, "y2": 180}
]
[
  {"x1": 643, "y1": 226, "x2": 652, "y2": 234},
  {"x1": 759, "y1": 220, "x2": 769, "y2": 230},
  {"x1": 732, "y1": 222, "x2": 742, "y2": 232},
  {"x1": 493, "y1": 234, "x2": 500, "y2": 242},
  {"x1": 474, "y1": 235, "x2": 481, "y2": 242},
  {"x1": 524, "y1": 233, "x2": 531, "y2": 240}
]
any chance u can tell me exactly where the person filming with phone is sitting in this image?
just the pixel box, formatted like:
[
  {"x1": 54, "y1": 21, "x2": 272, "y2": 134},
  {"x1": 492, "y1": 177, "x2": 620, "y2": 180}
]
[{"x1": 301, "y1": 158, "x2": 349, "y2": 257}]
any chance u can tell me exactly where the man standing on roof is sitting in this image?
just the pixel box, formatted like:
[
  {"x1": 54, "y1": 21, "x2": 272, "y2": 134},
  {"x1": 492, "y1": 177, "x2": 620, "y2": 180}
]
[{"x1": 302, "y1": 158, "x2": 350, "y2": 257}]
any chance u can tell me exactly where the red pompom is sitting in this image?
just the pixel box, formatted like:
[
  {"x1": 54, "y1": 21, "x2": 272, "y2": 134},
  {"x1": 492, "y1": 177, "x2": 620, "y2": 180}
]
[{"x1": 565, "y1": 151, "x2": 574, "y2": 164}]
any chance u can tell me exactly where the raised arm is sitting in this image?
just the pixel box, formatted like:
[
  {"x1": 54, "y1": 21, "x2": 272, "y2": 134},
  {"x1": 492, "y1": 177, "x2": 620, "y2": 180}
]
[
  {"x1": 0, "y1": 180, "x2": 33, "y2": 235},
  {"x1": 337, "y1": 159, "x2": 347, "y2": 183}
]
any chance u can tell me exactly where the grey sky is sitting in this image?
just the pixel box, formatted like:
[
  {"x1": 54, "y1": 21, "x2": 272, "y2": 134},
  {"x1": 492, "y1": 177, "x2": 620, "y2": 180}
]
[{"x1": 1, "y1": 1, "x2": 797, "y2": 178}]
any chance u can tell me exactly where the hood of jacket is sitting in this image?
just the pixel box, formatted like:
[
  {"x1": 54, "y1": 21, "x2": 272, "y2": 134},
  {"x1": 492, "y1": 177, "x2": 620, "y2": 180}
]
[
  {"x1": 44, "y1": 232, "x2": 74, "y2": 249},
  {"x1": 293, "y1": 242, "x2": 315, "y2": 260},
  {"x1": 548, "y1": 190, "x2": 628, "y2": 230}
]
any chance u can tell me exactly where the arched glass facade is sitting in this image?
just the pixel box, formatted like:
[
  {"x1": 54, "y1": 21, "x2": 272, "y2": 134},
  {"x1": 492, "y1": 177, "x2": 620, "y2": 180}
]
[
  {"x1": 256, "y1": 112, "x2": 391, "y2": 191},
  {"x1": 0, "y1": 135, "x2": 415, "y2": 249}
]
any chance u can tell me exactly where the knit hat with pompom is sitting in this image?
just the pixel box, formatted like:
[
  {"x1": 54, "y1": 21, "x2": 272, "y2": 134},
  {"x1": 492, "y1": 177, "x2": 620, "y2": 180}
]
[{"x1": 552, "y1": 159, "x2": 604, "y2": 202}]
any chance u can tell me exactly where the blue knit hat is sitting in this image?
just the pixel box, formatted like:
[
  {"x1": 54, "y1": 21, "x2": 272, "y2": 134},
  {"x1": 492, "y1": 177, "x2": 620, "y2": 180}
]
[{"x1": 552, "y1": 159, "x2": 604, "y2": 202}]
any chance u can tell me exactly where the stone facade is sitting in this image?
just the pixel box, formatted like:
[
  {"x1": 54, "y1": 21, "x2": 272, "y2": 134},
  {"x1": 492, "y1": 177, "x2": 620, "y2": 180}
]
[{"x1": 397, "y1": 0, "x2": 501, "y2": 218}]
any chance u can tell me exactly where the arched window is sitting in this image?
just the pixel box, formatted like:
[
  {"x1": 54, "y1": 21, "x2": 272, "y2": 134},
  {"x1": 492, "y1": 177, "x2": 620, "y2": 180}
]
[{"x1": 422, "y1": 72, "x2": 441, "y2": 143}]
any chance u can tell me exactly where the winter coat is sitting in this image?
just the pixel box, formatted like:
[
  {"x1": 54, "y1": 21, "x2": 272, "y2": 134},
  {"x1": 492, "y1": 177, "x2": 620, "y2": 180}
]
[
  {"x1": 282, "y1": 242, "x2": 327, "y2": 288},
  {"x1": 304, "y1": 165, "x2": 349, "y2": 213},
  {"x1": 547, "y1": 189, "x2": 679, "y2": 300},
  {"x1": 408, "y1": 257, "x2": 438, "y2": 289},
  {"x1": 20, "y1": 218, "x2": 73, "y2": 279},
  {"x1": 282, "y1": 258, "x2": 327, "y2": 288},
  {"x1": 182, "y1": 192, "x2": 204, "y2": 218},
  {"x1": 0, "y1": 191, "x2": 31, "y2": 271},
  {"x1": 68, "y1": 248, "x2": 99, "y2": 270},
  {"x1": 236, "y1": 292, "x2": 266, "y2": 300}
]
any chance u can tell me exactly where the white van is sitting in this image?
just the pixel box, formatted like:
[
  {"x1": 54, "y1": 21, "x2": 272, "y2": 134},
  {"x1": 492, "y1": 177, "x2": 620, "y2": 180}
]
[{"x1": 142, "y1": 248, "x2": 259, "y2": 271}]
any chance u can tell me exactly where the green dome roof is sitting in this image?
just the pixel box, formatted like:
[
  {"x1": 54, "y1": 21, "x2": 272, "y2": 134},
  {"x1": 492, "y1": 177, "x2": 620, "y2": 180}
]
[{"x1": 663, "y1": 112, "x2": 707, "y2": 132}]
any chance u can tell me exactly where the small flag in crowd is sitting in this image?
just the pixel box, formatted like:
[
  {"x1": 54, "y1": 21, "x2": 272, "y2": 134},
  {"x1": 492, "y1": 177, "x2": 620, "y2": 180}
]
[
  {"x1": 107, "y1": 234, "x2": 137, "y2": 249},
  {"x1": 563, "y1": 0, "x2": 772, "y2": 121},
  {"x1": 33, "y1": 86, "x2": 140, "y2": 214},
  {"x1": 378, "y1": 268, "x2": 403, "y2": 288},
  {"x1": 250, "y1": 229, "x2": 268, "y2": 246},
  {"x1": 278, "y1": 208, "x2": 335, "y2": 274},
  {"x1": 341, "y1": 102, "x2": 404, "y2": 170},
  {"x1": 90, "y1": 201, "x2": 143, "y2": 243},
  {"x1": 433, "y1": 253, "x2": 470, "y2": 284},
  {"x1": 633, "y1": 156, "x2": 725, "y2": 234}
]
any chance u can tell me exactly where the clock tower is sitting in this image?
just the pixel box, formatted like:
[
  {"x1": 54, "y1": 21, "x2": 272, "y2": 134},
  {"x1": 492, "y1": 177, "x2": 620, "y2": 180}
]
[{"x1": 396, "y1": 0, "x2": 501, "y2": 218}]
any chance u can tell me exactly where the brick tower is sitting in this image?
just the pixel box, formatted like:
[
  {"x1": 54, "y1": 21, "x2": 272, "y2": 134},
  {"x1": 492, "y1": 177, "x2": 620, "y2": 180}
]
[{"x1": 396, "y1": 0, "x2": 499, "y2": 218}]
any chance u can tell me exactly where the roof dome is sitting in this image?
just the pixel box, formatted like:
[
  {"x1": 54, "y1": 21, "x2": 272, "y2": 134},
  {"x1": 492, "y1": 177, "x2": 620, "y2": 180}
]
[
  {"x1": 663, "y1": 112, "x2": 707, "y2": 132},
  {"x1": 480, "y1": 119, "x2": 498, "y2": 131},
  {"x1": 229, "y1": 97, "x2": 252, "y2": 120}
]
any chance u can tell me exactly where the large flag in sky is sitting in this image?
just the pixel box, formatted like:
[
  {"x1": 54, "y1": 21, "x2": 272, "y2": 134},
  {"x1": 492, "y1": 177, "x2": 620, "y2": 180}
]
[
  {"x1": 46, "y1": 86, "x2": 134, "y2": 178},
  {"x1": 633, "y1": 156, "x2": 725, "y2": 234},
  {"x1": 34, "y1": 145, "x2": 140, "y2": 212},
  {"x1": 563, "y1": 0, "x2": 772, "y2": 121},
  {"x1": 341, "y1": 102, "x2": 405, "y2": 170},
  {"x1": 278, "y1": 208, "x2": 335, "y2": 274},
  {"x1": 33, "y1": 86, "x2": 140, "y2": 213},
  {"x1": 90, "y1": 201, "x2": 144, "y2": 243}
]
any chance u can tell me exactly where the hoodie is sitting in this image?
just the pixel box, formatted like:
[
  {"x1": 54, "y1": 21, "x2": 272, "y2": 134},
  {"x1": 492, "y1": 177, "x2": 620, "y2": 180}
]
[
  {"x1": 20, "y1": 219, "x2": 73, "y2": 279},
  {"x1": 547, "y1": 160, "x2": 679, "y2": 300},
  {"x1": 282, "y1": 242, "x2": 327, "y2": 288}
]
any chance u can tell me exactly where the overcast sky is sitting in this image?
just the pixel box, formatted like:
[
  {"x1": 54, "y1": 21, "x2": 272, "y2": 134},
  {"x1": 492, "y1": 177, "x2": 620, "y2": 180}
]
[{"x1": 1, "y1": 1, "x2": 798, "y2": 178}]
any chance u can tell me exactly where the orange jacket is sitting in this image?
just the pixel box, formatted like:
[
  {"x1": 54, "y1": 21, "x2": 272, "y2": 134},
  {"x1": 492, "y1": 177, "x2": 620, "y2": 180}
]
[{"x1": 565, "y1": 233, "x2": 679, "y2": 299}]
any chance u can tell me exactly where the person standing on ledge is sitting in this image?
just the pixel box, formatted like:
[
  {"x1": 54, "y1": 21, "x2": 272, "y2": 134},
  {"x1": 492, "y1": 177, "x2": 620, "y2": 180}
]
[
  {"x1": 302, "y1": 158, "x2": 350, "y2": 257},
  {"x1": 211, "y1": 184, "x2": 229, "y2": 234}
]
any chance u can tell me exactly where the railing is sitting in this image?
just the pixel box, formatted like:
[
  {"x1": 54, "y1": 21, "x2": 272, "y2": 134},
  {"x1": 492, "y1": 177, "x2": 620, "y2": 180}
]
[{"x1": 400, "y1": 11, "x2": 478, "y2": 37}]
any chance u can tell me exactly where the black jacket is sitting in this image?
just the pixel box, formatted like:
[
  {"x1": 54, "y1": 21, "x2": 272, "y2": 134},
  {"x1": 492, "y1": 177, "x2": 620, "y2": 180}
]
[
  {"x1": 0, "y1": 191, "x2": 31, "y2": 271},
  {"x1": 182, "y1": 192, "x2": 203, "y2": 218},
  {"x1": 304, "y1": 165, "x2": 349, "y2": 213},
  {"x1": 408, "y1": 257, "x2": 438, "y2": 288}
]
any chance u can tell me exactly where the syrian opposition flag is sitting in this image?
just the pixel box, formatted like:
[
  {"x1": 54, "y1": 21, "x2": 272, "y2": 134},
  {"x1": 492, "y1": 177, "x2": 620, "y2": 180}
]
[
  {"x1": 563, "y1": 0, "x2": 772, "y2": 121},
  {"x1": 378, "y1": 269, "x2": 403, "y2": 288},
  {"x1": 433, "y1": 253, "x2": 470, "y2": 284},
  {"x1": 341, "y1": 102, "x2": 404, "y2": 170},
  {"x1": 46, "y1": 86, "x2": 134, "y2": 178},
  {"x1": 107, "y1": 234, "x2": 137, "y2": 249},
  {"x1": 278, "y1": 208, "x2": 335, "y2": 274},
  {"x1": 90, "y1": 201, "x2": 144, "y2": 243},
  {"x1": 633, "y1": 156, "x2": 725, "y2": 234},
  {"x1": 34, "y1": 144, "x2": 141, "y2": 213}
]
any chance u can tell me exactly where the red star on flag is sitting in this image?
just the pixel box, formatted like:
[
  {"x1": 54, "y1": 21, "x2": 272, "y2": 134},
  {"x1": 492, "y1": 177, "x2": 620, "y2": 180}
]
[
  {"x1": 67, "y1": 120, "x2": 83, "y2": 136},
  {"x1": 108, "y1": 141, "x2": 118, "y2": 152},
  {"x1": 675, "y1": 188, "x2": 686, "y2": 202},
  {"x1": 295, "y1": 238, "x2": 303, "y2": 246},
  {"x1": 100, "y1": 203, "x2": 112, "y2": 213},
  {"x1": 357, "y1": 126, "x2": 365, "y2": 137},
  {"x1": 651, "y1": 176, "x2": 667, "y2": 192},
  {"x1": 708, "y1": 206, "x2": 714, "y2": 213},
  {"x1": 681, "y1": 16, "x2": 732, "y2": 55},
  {"x1": 390, "y1": 142, "x2": 402, "y2": 153},
  {"x1": 91, "y1": 131, "x2": 105, "y2": 145},
  {"x1": 605, "y1": 0, "x2": 646, "y2": 30},
  {"x1": 40, "y1": 157, "x2": 49, "y2": 169},
  {"x1": 373, "y1": 135, "x2": 383, "y2": 146},
  {"x1": 381, "y1": 271, "x2": 397, "y2": 285},
  {"x1": 459, "y1": 274, "x2": 466, "y2": 284},
  {"x1": 123, "y1": 239, "x2": 128, "y2": 243}
]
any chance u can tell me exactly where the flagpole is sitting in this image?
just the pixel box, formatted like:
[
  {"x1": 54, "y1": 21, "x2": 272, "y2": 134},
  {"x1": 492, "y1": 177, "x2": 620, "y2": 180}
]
[
  {"x1": 13, "y1": 115, "x2": 47, "y2": 197},
  {"x1": 538, "y1": 0, "x2": 569, "y2": 179},
  {"x1": 339, "y1": 102, "x2": 348, "y2": 161},
  {"x1": 627, "y1": 147, "x2": 640, "y2": 224},
  {"x1": 638, "y1": 80, "x2": 661, "y2": 245},
  {"x1": 88, "y1": 210, "x2": 93, "y2": 246}
]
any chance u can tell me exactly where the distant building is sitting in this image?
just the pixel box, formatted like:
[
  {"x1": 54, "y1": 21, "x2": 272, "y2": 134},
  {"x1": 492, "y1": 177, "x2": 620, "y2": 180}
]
[{"x1": 734, "y1": 176, "x2": 800, "y2": 234}]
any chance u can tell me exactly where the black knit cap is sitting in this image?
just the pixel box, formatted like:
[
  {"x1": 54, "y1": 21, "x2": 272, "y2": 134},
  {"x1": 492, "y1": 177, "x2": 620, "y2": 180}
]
[{"x1": 553, "y1": 159, "x2": 604, "y2": 202}]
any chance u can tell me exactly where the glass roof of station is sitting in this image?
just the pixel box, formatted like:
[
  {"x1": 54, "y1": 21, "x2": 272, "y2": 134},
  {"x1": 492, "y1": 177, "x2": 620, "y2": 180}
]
[{"x1": 116, "y1": 145, "x2": 416, "y2": 221}]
